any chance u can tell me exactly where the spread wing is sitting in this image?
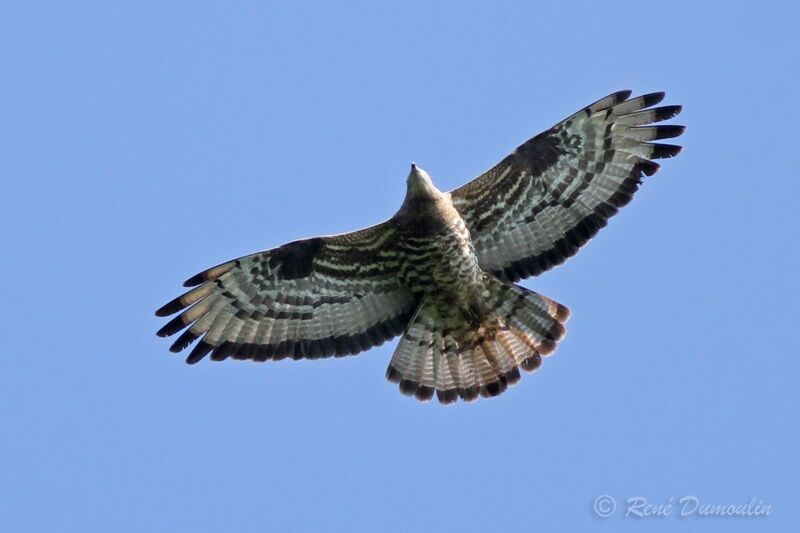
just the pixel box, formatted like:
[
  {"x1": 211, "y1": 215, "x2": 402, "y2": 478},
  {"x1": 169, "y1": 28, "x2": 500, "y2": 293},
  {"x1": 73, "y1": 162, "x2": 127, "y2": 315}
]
[
  {"x1": 155, "y1": 222, "x2": 417, "y2": 363},
  {"x1": 450, "y1": 90, "x2": 685, "y2": 282}
]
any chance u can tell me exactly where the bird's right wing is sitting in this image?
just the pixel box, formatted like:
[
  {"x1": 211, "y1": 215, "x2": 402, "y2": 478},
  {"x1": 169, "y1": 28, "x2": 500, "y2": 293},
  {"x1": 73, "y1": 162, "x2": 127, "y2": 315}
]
[
  {"x1": 450, "y1": 90, "x2": 684, "y2": 281},
  {"x1": 155, "y1": 222, "x2": 417, "y2": 363}
]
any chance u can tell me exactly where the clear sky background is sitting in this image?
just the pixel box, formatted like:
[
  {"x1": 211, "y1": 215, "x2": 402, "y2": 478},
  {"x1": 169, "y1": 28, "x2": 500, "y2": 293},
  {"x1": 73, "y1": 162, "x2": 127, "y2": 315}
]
[{"x1": 2, "y1": 1, "x2": 798, "y2": 532}]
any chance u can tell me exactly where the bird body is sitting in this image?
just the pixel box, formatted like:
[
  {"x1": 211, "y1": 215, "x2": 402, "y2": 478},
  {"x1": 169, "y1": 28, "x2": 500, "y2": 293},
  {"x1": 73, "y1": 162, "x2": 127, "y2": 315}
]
[
  {"x1": 395, "y1": 166, "x2": 484, "y2": 305},
  {"x1": 156, "y1": 90, "x2": 684, "y2": 403}
]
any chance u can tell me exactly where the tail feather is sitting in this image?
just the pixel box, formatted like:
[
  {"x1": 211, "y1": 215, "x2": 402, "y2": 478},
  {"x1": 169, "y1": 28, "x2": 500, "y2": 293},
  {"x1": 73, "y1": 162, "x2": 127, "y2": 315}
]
[
  {"x1": 486, "y1": 334, "x2": 522, "y2": 386},
  {"x1": 433, "y1": 334, "x2": 458, "y2": 403},
  {"x1": 387, "y1": 303, "x2": 435, "y2": 399},
  {"x1": 386, "y1": 276, "x2": 569, "y2": 404},
  {"x1": 452, "y1": 340, "x2": 479, "y2": 402},
  {"x1": 475, "y1": 340, "x2": 510, "y2": 398}
]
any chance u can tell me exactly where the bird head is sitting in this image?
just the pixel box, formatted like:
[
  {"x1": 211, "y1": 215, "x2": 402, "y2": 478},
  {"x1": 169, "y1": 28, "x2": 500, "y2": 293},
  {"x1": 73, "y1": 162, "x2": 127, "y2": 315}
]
[{"x1": 406, "y1": 163, "x2": 440, "y2": 199}]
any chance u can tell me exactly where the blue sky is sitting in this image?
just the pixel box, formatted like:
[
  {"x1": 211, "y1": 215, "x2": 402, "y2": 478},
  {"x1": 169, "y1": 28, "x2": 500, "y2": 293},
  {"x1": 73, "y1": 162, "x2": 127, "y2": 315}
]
[{"x1": 1, "y1": 1, "x2": 798, "y2": 531}]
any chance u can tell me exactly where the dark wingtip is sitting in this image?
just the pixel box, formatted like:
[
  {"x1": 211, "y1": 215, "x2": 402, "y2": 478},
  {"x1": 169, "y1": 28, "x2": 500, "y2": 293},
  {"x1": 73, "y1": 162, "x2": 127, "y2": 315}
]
[
  {"x1": 156, "y1": 314, "x2": 189, "y2": 338},
  {"x1": 654, "y1": 105, "x2": 682, "y2": 121},
  {"x1": 652, "y1": 124, "x2": 686, "y2": 140},
  {"x1": 640, "y1": 91, "x2": 666, "y2": 108},
  {"x1": 211, "y1": 341, "x2": 236, "y2": 361},
  {"x1": 616, "y1": 89, "x2": 633, "y2": 102},
  {"x1": 587, "y1": 90, "x2": 632, "y2": 116},
  {"x1": 650, "y1": 143, "x2": 683, "y2": 159},
  {"x1": 169, "y1": 329, "x2": 199, "y2": 352},
  {"x1": 634, "y1": 160, "x2": 661, "y2": 177},
  {"x1": 186, "y1": 340, "x2": 214, "y2": 364},
  {"x1": 183, "y1": 273, "x2": 206, "y2": 287},
  {"x1": 155, "y1": 296, "x2": 184, "y2": 317}
]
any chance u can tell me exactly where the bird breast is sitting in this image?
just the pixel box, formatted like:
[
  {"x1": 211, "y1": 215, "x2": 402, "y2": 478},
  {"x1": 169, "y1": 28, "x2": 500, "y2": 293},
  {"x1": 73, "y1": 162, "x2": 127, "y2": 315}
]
[{"x1": 397, "y1": 214, "x2": 486, "y2": 304}]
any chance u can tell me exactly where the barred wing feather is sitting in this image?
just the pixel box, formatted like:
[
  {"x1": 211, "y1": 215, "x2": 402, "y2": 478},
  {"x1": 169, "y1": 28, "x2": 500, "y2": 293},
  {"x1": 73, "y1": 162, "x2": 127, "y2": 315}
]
[
  {"x1": 450, "y1": 90, "x2": 685, "y2": 281},
  {"x1": 155, "y1": 222, "x2": 417, "y2": 364}
]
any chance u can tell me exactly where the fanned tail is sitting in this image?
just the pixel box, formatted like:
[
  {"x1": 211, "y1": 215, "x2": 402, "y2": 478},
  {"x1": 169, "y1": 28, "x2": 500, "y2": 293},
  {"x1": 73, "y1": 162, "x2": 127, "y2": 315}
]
[{"x1": 386, "y1": 276, "x2": 570, "y2": 404}]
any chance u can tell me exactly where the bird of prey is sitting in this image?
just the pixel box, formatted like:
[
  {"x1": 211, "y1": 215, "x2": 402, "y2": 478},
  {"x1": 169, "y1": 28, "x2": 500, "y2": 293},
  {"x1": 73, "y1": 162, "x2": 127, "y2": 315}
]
[{"x1": 156, "y1": 90, "x2": 684, "y2": 404}]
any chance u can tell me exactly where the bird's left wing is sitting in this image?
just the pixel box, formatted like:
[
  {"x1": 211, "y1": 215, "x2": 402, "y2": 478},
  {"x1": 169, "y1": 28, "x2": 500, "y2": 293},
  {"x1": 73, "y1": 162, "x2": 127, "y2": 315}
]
[
  {"x1": 156, "y1": 222, "x2": 417, "y2": 363},
  {"x1": 450, "y1": 90, "x2": 685, "y2": 281}
]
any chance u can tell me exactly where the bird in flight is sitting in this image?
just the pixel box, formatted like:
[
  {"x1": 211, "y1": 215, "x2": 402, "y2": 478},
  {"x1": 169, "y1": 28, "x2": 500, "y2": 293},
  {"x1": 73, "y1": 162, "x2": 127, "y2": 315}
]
[{"x1": 156, "y1": 90, "x2": 684, "y2": 404}]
